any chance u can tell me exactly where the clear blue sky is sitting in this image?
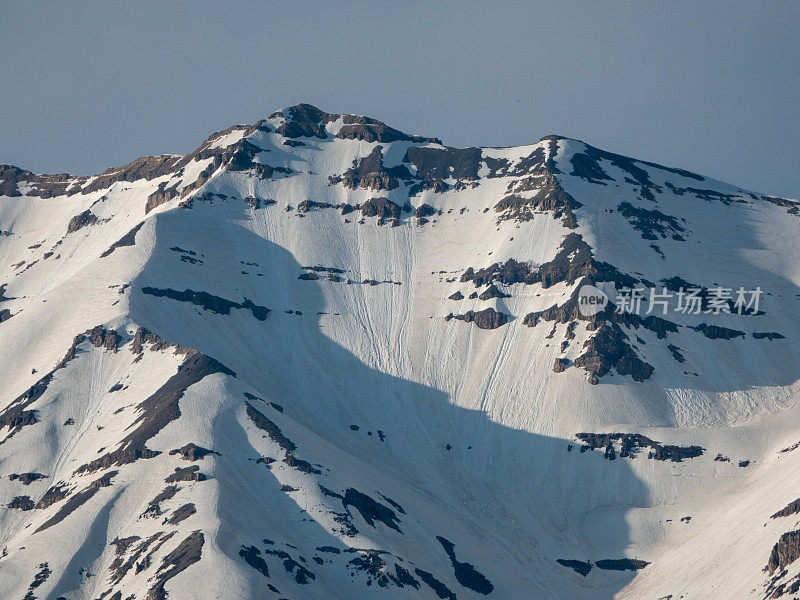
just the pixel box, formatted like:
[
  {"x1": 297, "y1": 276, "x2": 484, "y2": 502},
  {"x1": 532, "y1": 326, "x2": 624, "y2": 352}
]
[{"x1": 1, "y1": 1, "x2": 797, "y2": 197}]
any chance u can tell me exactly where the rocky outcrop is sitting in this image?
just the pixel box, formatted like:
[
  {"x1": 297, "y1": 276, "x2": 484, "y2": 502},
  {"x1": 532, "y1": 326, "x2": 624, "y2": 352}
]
[
  {"x1": 464, "y1": 233, "x2": 637, "y2": 290},
  {"x1": 446, "y1": 307, "x2": 509, "y2": 329},
  {"x1": 66, "y1": 209, "x2": 99, "y2": 233},
  {"x1": 595, "y1": 558, "x2": 649, "y2": 571},
  {"x1": 767, "y1": 530, "x2": 800, "y2": 573},
  {"x1": 692, "y1": 323, "x2": 745, "y2": 340},
  {"x1": 168, "y1": 443, "x2": 219, "y2": 461},
  {"x1": 404, "y1": 146, "x2": 482, "y2": 181},
  {"x1": 576, "y1": 432, "x2": 704, "y2": 462},
  {"x1": 8, "y1": 472, "x2": 46, "y2": 485},
  {"x1": 616, "y1": 201, "x2": 686, "y2": 241},
  {"x1": 494, "y1": 172, "x2": 582, "y2": 228},
  {"x1": 342, "y1": 488, "x2": 402, "y2": 532},
  {"x1": 573, "y1": 322, "x2": 654, "y2": 383},
  {"x1": 336, "y1": 114, "x2": 439, "y2": 144},
  {"x1": 100, "y1": 222, "x2": 144, "y2": 258},
  {"x1": 360, "y1": 197, "x2": 401, "y2": 224},
  {"x1": 329, "y1": 146, "x2": 412, "y2": 191},
  {"x1": 556, "y1": 559, "x2": 592, "y2": 577},
  {"x1": 35, "y1": 470, "x2": 118, "y2": 533},
  {"x1": 146, "y1": 182, "x2": 180, "y2": 213},
  {"x1": 436, "y1": 536, "x2": 493, "y2": 595},
  {"x1": 141, "y1": 287, "x2": 269, "y2": 321},
  {"x1": 76, "y1": 352, "x2": 235, "y2": 474},
  {"x1": 478, "y1": 284, "x2": 510, "y2": 300},
  {"x1": 772, "y1": 499, "x2": 800, "y2": 520}
]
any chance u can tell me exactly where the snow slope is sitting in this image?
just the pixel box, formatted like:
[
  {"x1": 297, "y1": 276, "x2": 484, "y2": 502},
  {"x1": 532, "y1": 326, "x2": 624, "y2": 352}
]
[{"x1": 1, "y1": 104, "x2": 799, "y2": 600}]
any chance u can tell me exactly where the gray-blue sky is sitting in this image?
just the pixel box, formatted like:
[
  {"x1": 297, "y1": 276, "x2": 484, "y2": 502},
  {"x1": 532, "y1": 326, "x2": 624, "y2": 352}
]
[{"x1": 1, "y1": 1, "x2": 797, "y2": 197}]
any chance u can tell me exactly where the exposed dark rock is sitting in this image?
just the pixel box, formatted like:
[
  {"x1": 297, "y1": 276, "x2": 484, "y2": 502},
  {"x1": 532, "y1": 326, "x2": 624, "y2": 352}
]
[
  {"x1": 404, "y1": 145, "x2": 482, "y2": 181},
  {"x1": 9, "y1": 472, "x2": 46, "y2": 485},
  {"x1": 109, "y1": 532, "x2": 167, "y2": 585},
  {"x1": 143, "y1": 485, "x2": 179, "y2": 518},
  {"x1": 168, "y1": 443, "x2": 219, "y2": 461},
  {"x1": 146, "y1": 530, "x2": 204, "y2": 600},
  {"x1": 100, "y1": 222, "x2": 144, "y2": 258},
  {"x1": 664, "y1": 182, "x2": 743, "y2": 205},
  {"x1": 66, "y1": 209, "x2": 99, "y2": 234},
  {"x1": 667, "y1": 344, "x2": 685, "y2": 363},
  {"x1": 556, "y1": 559, "x2": 592, "y2": 577},
  {"x1": 35, "y1": 470, "x2": 118, "y2": 532},
  {"x1": 329, "y1": 146, "x2": 411, "y2": 191},
  {"x1": 691, "y1": 323, "x2": 745, "y2": 340},
  {"x1": 570, "y1": 141, "x2": 703, "y2": 200},
  {"x1": 82, "y1": 155, "x2": 184, "y2": 194},
  {"x1": 246, "y1": 402, "x2": 296, "y2": 453},
  {"x1": 283, "y1": 454, "x2": 321, "y2": 475},
  {"x1": 616, "y1": 201, "x2": 686, "y2": 241},
  {"x1": 146, "y1": 182, "x2": 180, "y2": 213},
  {"x1": 447, "y1": 307, "x2": 509, "y2": 329},
  {"x1": 342, "y1": 488, "x2": 402, "y2": 532},
  {"x1": 494, "y1": 172, "x2": 582, "y2": 228},
  {"x1": 1, "y1": 326, "x2": 122, "y2": 444},
  {"x1": 141, "y1": 287, "x2": 269, "y2": 321},
  {"x1": 448, "y1": 291, "x2": 464, "y2": 301},
  {"x1": 165, "y1": 503, "x2": 196, "y2": 525},
  {"x1": 0, "y1": 164, "x2": 85, "y2": 198},
  {"x1": 298, "y1": 199, "x2": 333, "y2": 212},
  {"x1": 130, "y1": 326, "x2": 173, "y2": 354},
  {"x1": 36, "y1": 482, "x2": 70, "y2": 509},
  {"x1": 336, "y1": 113, "x2": 439, "y2": 144},
  {"x1": 77, "y1": 352, "x2": 234, "y2": 474},
  {"x1": 772, "y1": 499, "x2": 800, "y2": 520},
  {"x1": 478, "y1": 284, "x2": 510, "y2": 300},
  {"x1": 25, "y1": 562, "x2": 52, "y2": 597},
  {"x1": 595, "y1": 558, "x2": 650, "y2": 571},
  {"x1": 767, "y1": 530, "x2": 800, "y2": 573},
  {"x1": 392, "y1": 564, "x2": 420, "y2": 589},
  {"x1": 576, "y1": 432, "x2": 703, "y2": 462},
  {"x1": 239, "y1": 545, "x2": 270, "y2": 578},
  {"x1": 763, "y1": 195, "x2": 800, "y2": 216},
  {"x1": 437, "y1": 536, "x2": 493, "y2": 594},
  {"x1": 378, "y1": 494, "x2": 406, "y2": 515},
  {"x1": 8, "y1": 495, "x2": 35, "y2": 510},
  {"x1": 573, "y1": 322, "x2": 654, "y2": 383},
  {"x1": 409, "y1": 179, "x2": 450, "y2": 196},
  {"x1": 360, "y1": 197, "x2": 401, "y2": 222},
  {"x1": 165, "y1": 465, "x2": 206, "y2": 483},
  {"x1": 465, "y1": 233, "x2": 636, "y2": 290},
  {"x1": 415, "y1": 203, "x2": 437, "y2": 218},
  {"x1": 753, "y1": 331, "x2": 786, "y2": 340},
  {"x1": 275, "y1": 103, "x2": 329, "y2": 139},
  {"x1": 414, "y1": 567, "x2": 456, "y2": 600},
  {"x1": 553, "y1": 357, "x2": 569, "y2": 373}
]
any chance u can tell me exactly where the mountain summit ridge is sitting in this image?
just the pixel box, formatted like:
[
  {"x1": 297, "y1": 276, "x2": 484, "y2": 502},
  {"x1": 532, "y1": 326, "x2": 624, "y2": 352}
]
[{"x1": 1, "y1": 104, "x2": 799, "y2": 600}]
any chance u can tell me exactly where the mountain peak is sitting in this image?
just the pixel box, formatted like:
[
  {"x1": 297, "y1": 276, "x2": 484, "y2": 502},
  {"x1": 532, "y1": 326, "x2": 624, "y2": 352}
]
[{"x1": 1, "y1": 104, "x2": 800, "y2": 599}]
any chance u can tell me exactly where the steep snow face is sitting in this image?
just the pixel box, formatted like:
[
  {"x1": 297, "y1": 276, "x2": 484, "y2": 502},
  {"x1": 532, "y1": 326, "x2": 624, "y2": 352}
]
[{"x1": 1, "y1": 104, "x2": 799, "y2": 600}]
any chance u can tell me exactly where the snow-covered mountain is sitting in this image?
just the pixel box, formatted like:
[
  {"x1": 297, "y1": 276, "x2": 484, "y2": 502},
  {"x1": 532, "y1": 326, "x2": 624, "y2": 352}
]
[{"x1": 1, "y1": 103, "x2": 799, "y2": 600}]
